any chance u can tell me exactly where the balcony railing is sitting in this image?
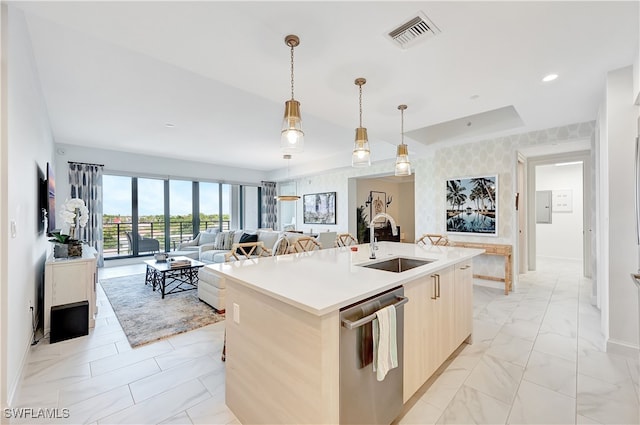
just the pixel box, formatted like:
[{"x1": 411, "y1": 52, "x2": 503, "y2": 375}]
[{"x1": 103, "y1": 220, "x2": 230, "y2": 258}]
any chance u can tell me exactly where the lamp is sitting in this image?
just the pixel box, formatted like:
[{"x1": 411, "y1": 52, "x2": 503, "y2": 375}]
[
  {"x1": 275, "y1": 154, "x2": 300, "y2": 201},
  {"x1": 395, "y1": 104, "x2": 411, "y2": 176},
  {"x1": 281, "y1": 35, "x2": 304, "y2": 153},
  {"x1": 352, "y1": 77, "x2": 371, "y2": 167}
]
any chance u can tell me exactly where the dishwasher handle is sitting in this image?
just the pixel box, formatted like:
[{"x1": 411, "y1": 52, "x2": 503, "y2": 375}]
[{"x1": 341, "y1": 296, "x2": 409, "y2": 330}]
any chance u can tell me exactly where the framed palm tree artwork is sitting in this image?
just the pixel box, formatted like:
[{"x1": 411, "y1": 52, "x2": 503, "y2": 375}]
[{"x1": 446, "y1": 175, "x2": 497, "y2": 236}]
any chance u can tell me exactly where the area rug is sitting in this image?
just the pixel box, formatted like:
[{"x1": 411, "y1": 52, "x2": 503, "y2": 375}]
[{"x1": 100, "y1": 274, "x2": 224, "y2": 348}]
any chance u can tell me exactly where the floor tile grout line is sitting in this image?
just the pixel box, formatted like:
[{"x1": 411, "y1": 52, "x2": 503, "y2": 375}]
[{"x1": 502, "y1": 270, "x2": 559, "y2": 424}]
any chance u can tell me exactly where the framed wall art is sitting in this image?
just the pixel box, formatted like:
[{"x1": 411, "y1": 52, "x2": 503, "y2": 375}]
[
  {"x1": 303, "y1": 192, "x2": 336, "y2": 224},
  {"x1": 366, "y1": 190, "x2": 392, "y2": 225},
  {"x1": 446, "y1": 175, "x2": 498, "y2": 236}
]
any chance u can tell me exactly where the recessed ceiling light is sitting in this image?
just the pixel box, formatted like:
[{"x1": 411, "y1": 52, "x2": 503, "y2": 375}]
[
  {"x1": 542, "y1": 74, "x2": 558, "y2": 82},
  {"x1": 164, "y1": 123, "x2": 175, "y2": 128}
]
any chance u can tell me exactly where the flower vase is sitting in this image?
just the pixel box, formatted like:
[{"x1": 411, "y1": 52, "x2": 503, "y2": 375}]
[{"x1": 53, "y1": 243, "x2": 69, "y2": 259}]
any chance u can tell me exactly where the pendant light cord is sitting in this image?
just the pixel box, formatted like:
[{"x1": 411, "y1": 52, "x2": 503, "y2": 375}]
[
  {"x1": 398, "y1": 104, "x2": 407, "y2": 146},
  {"x1": 359, "y1": 84, "x2": 363, "y2": 127},
  {"x1": 400, "y1": 107, "x2": 404, "y2": 145},
  {"x1": 290, "y1": 44, "x2": 295, "y2": 100}
]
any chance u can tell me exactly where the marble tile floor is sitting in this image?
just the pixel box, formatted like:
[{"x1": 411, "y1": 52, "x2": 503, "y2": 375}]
[
  {"x1": 399, "y1": 258, "x2": 640, "y2": 425},
  {"x1": 11, "y1": 258, "x2": 640, "y2": 424}
]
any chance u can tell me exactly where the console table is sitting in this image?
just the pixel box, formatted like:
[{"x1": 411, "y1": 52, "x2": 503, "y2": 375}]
[
  {"x1": 448, "y1": 241, "x2": 513, "y2": 295},
  {"x1": 44, "y1": 245, "x2": 98, "y2": 336}
]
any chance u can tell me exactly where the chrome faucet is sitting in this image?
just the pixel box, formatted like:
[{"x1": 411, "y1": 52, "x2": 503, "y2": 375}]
[{"x1": 369, "y1": 213, "x2": 398, "y2": 259}]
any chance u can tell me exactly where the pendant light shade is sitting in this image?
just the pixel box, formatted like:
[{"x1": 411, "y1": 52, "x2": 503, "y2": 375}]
[
  {"x1": 275, "y1": 154, "x2": 300, "y2": 201},
  {"x1": 395, "y1": 104, "x2": 412, "y2": 176},
  {"x1": 352, "y1": 78, "x2": 371, "y2": 167},
  {"x1": 281, "y1": 35, "x2": 304, "y2": 153}
]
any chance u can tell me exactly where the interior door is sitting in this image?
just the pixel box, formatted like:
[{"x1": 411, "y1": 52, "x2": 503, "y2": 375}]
[{"x1": 517, "y1": 155, "x2": 527, "y2": 274}]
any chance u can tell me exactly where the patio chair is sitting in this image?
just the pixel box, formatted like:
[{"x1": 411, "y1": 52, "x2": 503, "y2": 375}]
[{"x1": 126, "y1": 231, "x2": 160, "y2": 254}]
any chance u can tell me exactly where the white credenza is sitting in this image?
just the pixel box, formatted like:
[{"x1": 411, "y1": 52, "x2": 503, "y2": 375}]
[{"x1": 44, "y1": 245, "x2": 98, "y2": 336}]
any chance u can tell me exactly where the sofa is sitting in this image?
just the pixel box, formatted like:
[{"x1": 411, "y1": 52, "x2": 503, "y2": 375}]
[
  {"x1": 197, "y1": 230, "x2": 337, "y2": 310},
  {"x1": 197, "y1": 229, "x2": 284, "y2": 263}
]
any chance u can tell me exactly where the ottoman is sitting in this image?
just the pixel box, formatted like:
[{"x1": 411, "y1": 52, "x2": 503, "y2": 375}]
[{"x1": 198, "y1": 266, "x2": 226, "y2": 312}]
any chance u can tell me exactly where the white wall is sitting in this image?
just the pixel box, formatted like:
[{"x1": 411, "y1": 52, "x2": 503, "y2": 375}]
[
  {"x1": 535, "y1": 163, "x2": 583, "y2": 261},
  {"x1": 398, "y1": 181, "x2": 415, "y2": 243},
  {"x1": 3, "y1": 5, "x2": 54, "y2": 406},
  {"x1": 604, "y1": 65, "x2": 640, "y2": 355},
  {"x1": 0, "y1": 3, "x2": 7, "y2": 410},
  {"x1": 633, "y1": 44, "x2": 639, "y2": 105},
  {"x1": 54, "y1": 143, "x2": 269, "y2": 211}
]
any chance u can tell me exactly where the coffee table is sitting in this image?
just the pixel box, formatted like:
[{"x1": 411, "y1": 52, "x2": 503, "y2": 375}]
[{"x1": 144, "y1": 256, "x2": 205, "y2": 299}]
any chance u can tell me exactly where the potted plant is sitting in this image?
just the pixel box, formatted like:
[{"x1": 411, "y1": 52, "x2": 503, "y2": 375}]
[
  {"x1": 49, "y1": 198, "x2": 89, "y2": 258},
  {"x1": 356, "y1": 205, "x2": 369, "y2": 244}
]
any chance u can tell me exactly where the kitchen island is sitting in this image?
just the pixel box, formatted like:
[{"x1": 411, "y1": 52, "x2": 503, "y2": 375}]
[{"x1": 206, "y1": 242, "x2": 484, "y2": 424}]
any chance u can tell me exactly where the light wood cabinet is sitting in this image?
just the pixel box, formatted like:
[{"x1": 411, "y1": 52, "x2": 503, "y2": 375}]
[
  {"x1": 44, "y1": 245, "x2": 98, "y2": 336},
  {"x1": 428, "y1": 267, "x2": 455, "y2": 374},
  {"x1": 402, "y1": 276, "x2": 430, "y2": 401},
  {"x1": 454, "y1": 261, "x2": 474, "y2": 345},
  {"x1": 403, "y1": 262, "x2": 474, "y2": 402}
]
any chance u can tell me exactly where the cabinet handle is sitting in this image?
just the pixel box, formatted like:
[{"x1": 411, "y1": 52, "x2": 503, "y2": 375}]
[
  {"x1": 436, "y1": 274, "x2": 441, "y2": 298},
  {"x1": 431, "y1": 274, "x2": 437, "y2": 300}
]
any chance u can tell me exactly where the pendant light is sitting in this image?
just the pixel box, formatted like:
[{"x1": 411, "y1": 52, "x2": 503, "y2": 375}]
[
  {"x1": 275, "y1": 154, "x2": 300, "y2": 201},
  {"x1": 281, "y1": 35, "x2": 304, "y2": 153},
  {"x1": 395, "y1": 104, "x2": 412, "y2": 176},
  {"x1": 352, "y1": 77, "x2": 371, "y2": 167}
]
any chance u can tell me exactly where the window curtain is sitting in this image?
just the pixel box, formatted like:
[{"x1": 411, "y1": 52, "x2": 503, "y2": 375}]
[
  {"x1": 69, "y1": 162, "x2": 104, "y2": 267},
  {"x1": 261, "y1": 181, "x2": 278, "y2": 231}
]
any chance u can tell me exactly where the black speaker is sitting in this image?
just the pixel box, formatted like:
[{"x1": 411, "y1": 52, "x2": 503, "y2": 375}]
[{"x1": 50, "y1": 301, "x2": 89, "y2": 343}]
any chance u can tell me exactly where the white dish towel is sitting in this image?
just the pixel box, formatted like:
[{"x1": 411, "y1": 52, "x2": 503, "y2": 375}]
[{"x1": 372, "y1": 304, "x2": 398, "y2": 381}]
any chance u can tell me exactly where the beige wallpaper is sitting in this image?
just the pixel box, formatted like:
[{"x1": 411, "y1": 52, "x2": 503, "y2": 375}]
[{"x1": 288, "y1": 121, "x2": 595, "y2": 283}]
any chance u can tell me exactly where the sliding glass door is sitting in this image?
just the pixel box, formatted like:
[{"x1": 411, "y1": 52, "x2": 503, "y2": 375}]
[{"x1": 103, "y1": 175, "x2": 261, "y2": 259}]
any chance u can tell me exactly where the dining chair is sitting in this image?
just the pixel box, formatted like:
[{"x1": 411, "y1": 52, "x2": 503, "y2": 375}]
[
  {"x1": 334, "y1": 233, "x2": 358, "y2": 247},
  {"x1": 224, "y1": 241, "x2": 271, "y2": 261},
  {"x1": 288, "y1": 236, "x2": 322, "y2": 253},
  {"x1": 416, "y1": 233, "x2": 450, "y2": 246}
]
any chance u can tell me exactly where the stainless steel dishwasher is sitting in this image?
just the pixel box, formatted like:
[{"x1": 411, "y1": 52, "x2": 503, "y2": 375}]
[{"x1": 339, "y1": 286, "x2": 407, "y2": 424}]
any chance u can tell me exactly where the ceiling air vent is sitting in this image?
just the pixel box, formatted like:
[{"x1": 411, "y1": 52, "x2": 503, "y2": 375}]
[{"x1": 386, "y1": 11, "x2": 441, "y2": 50}]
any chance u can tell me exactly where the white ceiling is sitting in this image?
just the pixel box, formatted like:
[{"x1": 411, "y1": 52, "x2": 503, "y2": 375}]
[{"x1": 14, "y1": 1, "x2": 639, "y2": 175}]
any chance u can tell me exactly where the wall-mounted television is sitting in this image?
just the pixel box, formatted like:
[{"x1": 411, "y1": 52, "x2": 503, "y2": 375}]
[
  {"x1": 37, "y1": 165, "x2": 46, "y2": 234},
  {"x1": 46, "y1": 162, "x2": 56, "y2": 233}
]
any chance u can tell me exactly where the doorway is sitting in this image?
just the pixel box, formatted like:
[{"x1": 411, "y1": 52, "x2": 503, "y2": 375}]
[
  {"x1": 526, "y1": 151, "x2": 592, "y2": 277},
  {"x1": 350, "y1": 174, "x2": 415, "y2": 243}
]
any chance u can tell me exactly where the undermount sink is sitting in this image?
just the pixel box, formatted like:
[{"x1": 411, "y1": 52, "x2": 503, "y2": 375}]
[{"x1": 360, "y1": 257, "x2": 434, "y2": 273}]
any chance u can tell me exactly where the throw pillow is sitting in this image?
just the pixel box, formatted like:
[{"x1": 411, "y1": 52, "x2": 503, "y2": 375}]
[
  {"x1": 236, "y1": 233, "x2": 258, "y2": 254},
  {"x1": 199, "y1": 231, "x2": 217, "y2": 246},
  {"x1": 232, "y1": 230, "x2": 246, "y2": 245},
  {"x1": 213, "y1": 231, "x2": 228, "y2": 250},
  {"x1": 223, "y1": 231, "x2": 236, "y2": 250},
  {"x1": 257, "y1": 230, "x2": 279, "y2": 255}
]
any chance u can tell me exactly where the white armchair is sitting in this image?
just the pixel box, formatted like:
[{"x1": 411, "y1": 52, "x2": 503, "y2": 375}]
[{"x1": 177, "y1": 228, "x2": 219, "y2": 258}]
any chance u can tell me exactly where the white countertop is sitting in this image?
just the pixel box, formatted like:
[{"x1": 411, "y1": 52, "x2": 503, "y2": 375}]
[{"x1": 206, "y1": 242, "x2": 484, "y2": 316}]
